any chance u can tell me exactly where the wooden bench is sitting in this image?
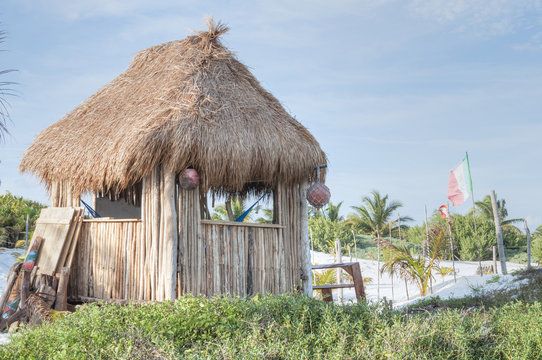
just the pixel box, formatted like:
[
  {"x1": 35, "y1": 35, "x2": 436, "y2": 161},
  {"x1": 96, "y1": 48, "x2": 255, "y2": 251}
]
[{"x1": 312, "y1": 262, "x2": 366, "y2": 303}]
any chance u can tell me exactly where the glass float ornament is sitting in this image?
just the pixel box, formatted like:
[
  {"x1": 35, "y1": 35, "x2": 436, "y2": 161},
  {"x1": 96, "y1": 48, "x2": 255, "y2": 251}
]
[
  {"x1": 307, "y1": 182, "x2": 331, "y2": 209},
  {"x1": 179, "y1": 168, "x2": 200, "y2": 190}
]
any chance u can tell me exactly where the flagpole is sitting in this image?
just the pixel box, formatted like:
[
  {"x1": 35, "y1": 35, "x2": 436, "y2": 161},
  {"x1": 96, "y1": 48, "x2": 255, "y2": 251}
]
[
  {"x1": 446, "y1": 202, "x2": 457, "y2": 283},
  {"x1": 466, "y1": 152, "x2": 483, "y2": 276},
  {"x1": 424, "y1": 205, "x2": 429, "y2": 261}
]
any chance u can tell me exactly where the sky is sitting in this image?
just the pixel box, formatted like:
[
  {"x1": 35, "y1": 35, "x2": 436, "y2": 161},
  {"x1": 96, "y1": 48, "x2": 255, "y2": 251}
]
[{"x1": 0, "y1": 0, "x2": 541, "y2": 230}]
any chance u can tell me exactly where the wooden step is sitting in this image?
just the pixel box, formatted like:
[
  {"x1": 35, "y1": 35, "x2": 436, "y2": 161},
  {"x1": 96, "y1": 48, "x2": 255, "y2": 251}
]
[
  {"x1": 313, "y1": 284, "x2": 355, "y2": 290},
  {"x1": 311, "y1": 262, "x2": 358, "y2": 270}
]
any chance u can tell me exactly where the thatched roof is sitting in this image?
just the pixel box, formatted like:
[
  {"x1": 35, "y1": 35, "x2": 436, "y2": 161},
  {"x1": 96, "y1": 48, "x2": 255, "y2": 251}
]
[{"x1": 20, "y1": 19, "x2": 327, "y2": 197}]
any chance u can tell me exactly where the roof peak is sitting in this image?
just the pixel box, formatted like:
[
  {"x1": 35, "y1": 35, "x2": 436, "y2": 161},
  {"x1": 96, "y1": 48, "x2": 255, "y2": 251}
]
[{"x1": 194, "y1": 16, "x2": 229, "y2": 43}]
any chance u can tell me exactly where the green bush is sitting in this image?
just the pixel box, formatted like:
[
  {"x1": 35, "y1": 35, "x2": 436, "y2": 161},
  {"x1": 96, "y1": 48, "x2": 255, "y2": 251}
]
[
  {"x1": 0, "y1": 192, "x2": 45, "y2": 247},
  {"x1": 1, "y1": 294, "x2": 542, "y2": 359},
  {"x1": 533, "y1": 238, "x2": 542, "y2": 263}
]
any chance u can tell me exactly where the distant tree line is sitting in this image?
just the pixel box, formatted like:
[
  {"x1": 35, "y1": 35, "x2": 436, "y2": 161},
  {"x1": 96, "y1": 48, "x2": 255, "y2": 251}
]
[{"x1": 0, "y1": 192, "x2": 46, "y2": 247}]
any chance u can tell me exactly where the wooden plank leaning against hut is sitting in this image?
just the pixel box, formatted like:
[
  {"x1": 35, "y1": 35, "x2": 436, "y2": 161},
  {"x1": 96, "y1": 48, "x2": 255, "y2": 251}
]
[{"x1": 18, "y1": 18, "x2": 328, "y2": 303}]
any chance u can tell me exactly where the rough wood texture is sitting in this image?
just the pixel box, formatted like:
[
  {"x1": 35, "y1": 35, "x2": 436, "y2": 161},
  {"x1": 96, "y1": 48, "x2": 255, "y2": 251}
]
[
  {"x1": 68, "y1": 219, "x2": 142, "y2": 301},
  {"x1": 19, "y1": 269, "x2": 32, "y2": 310},
  {"x1": 69, "y1": 181, "x2": 307, "y2": 301},
  {"x1": 0, "y1": 309, "x2": 26, "y2": 332},
  {"x1": 54, "y1": 267, "x2": 70, "y2": 311},
  {"x1": 300, "y1": 182, "x2": 312, "y2": 296},
  {"x1": 312, "y1": 262, "x2": 366, "y2": 303},
  {"x1": 490, "y1": 190, "x2": 507, "y2": 274},
  {"x1": 26, "y1": 293, "x2": 52, "y2": 325},
  {"x1": 164, "y1": 170, "x2": 178, "y2": 300},
  {"x1": 32, "y1": 207, "x2": 77, "y2": 276},
  {"x1": 0, "y1": 262, "x2": 22, "y2": 313}
]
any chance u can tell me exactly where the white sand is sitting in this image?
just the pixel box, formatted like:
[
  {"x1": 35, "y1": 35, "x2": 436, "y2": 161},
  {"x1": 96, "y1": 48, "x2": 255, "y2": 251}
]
[
  {"x1": 0, "y1": 248, "x2": 25, "y2": 345},
  {"x1": 311, "y1": 250, "x2": 528, "y2": 308}
]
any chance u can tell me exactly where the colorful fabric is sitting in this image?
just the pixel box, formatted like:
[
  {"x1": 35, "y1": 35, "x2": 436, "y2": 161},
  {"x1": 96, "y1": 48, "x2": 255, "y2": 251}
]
[
  {"x1": 439, "y1": 205, "x2": 449, "y2": 218},
  {"x1": 24, "y1": 238, "x2": 41, "y2": 270},
  {"x1": 447, "y1": 155, "x2": 473, "y2": 206},
  {"x1": 2, "y1": 298, "x2": 20, "y2": 319}
]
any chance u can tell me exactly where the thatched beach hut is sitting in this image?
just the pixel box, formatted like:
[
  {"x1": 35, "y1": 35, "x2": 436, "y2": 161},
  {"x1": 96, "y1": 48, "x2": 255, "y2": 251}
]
[{"x1": 20, "y1": 20, "x2": 327, "y2": 302}]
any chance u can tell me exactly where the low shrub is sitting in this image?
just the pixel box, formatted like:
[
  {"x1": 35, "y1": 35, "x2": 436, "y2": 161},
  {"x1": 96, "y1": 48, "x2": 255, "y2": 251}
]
[{"x1": 1, "y1": 292, "x2": 541, "y2": 359}]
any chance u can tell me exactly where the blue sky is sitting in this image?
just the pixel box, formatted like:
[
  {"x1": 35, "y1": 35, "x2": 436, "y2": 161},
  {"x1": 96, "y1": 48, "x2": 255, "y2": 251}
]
[{"x1": 1, "y1": 0, "x2": 541, "y2": 230}]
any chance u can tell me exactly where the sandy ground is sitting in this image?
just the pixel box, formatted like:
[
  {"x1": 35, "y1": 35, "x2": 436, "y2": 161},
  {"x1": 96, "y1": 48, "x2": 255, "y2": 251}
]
[
  {"x1": 0, "y1": 248, "x2": 531, "y2": 345},
  {"x1": 311, "y1": 250, "x2": 528, "y2": 307},
  {"x1": 0, "y1": 248, "x2": 25, "y2": 345}
]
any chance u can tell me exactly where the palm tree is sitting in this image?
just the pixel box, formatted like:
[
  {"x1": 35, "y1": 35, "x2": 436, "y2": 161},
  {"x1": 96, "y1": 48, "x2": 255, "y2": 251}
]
[
  {"x1": 309, "y1": 201, "x2": 343, "y2": 221},
  {"x1": 212, "y1": 196, "x2": 250, "y2": 222},
  {"x1": 255, "y1": 208, "x2": 273, "y2": 224},
  {"x1": 473, "y1": 194, "x2": 523, "y2": 232},
  {"x1": 0, "y1": 30, "x2": 15, "y2": 142},
  {"x1": 322, "y1": 201, "x2": 343, "y2": 222},
  {"x1": 347, "y1": 191, "x2": 411, "y2": 237},
  {"x1": 380, "y1": 232, "x2": 446, "y2": 297},
  {"x1": 347, "y1": 190, "x2": 411, "y2": 300}
]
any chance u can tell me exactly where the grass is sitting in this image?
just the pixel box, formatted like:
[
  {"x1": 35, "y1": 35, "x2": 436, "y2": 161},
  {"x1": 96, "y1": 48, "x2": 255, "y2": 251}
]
[{"x1": 1, "y1": 269, "x2": 541, "y2": 359}]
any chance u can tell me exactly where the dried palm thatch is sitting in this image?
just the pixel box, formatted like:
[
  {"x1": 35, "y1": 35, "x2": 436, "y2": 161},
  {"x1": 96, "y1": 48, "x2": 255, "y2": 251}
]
[{"x1": 20, "y1": 18, "x2": 327, "y2": 198}]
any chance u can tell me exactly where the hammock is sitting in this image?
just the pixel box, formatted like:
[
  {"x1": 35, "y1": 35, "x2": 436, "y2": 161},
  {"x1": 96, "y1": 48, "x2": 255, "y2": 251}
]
[{"x1": 235, "y1": 191, "x2": 269, "y2": 222}]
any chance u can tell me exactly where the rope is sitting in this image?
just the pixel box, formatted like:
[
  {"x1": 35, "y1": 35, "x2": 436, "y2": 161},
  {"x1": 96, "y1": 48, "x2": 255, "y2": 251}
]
[{"x1": 80, "y1": 199, "x2": 100, "y2": 218}]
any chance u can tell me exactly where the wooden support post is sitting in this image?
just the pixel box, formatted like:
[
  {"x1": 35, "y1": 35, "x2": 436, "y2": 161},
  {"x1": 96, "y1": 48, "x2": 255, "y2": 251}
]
[
  {"x1": 321, "y1": 288, "x2": 333, "y2": 303},
  {"x1": 524, "y1": 220, "x2": 531, "y2": 270},
  {"x1": 300, "y1": 182, "x2": 312, "y2": 296},
  {"x1": 490, "y1": 190, "x2": 507, "y2": 274},
  {"x1": 312, "y1": 263, "x2": 366, "y2": 304},
  {"x1": 54, "y1": 267, "x2": 70, "y2": 311},
  {"x1": 20, "y1": 269, "x2": 31, "y2": 310},
  {"x1": 350, "y1": 262, "x2": 366, "y2": 301},
  {"x1": 492, "y1": 246, "x2": 497, "y2": 274},
  {"x1": 446, "y1": 214, "x2": 457, "y2": 283},
  {"x1": 0, "y1": 309, "x2": 26, "y2": 332},
  {"x1": 247, "y1": 228, "x2": 254, "y2": 296},
  {"x1": 335, "y1": 238, "x2": 343, "y2": 302},
  {"x1": 164, "y1": 170, "x2": 178, "y2": 301}
]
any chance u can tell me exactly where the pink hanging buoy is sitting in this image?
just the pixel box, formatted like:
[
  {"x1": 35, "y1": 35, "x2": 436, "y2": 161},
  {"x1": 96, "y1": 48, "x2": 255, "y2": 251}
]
[
  {"x1": 179, "y1": 168, "x2": 200, "y2": 190},
  {"x1": 307, "y1": 182, "x2": 331, "y2": 209}
]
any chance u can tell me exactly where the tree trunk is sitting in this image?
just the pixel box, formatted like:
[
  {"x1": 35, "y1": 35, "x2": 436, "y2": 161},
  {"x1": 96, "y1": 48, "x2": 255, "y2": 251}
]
[
  {"x1": 376, "y1": 228, "x2": 380, "y2": 301},
  {"x1": 524, "y1": 220, "x2": 531, "y2": 270},
  {"x1": 335, "y1": 238, "x2": 343, "y2": 303},
  {"x1": 300, "y1": 183, "x2": 312, "y2": 296},
  {"x1": 225, "y1": 197, "x2": 234, "y2": 221},
  {"x1": 490, "y1": 190, "x2": 507, "y2": 274}
]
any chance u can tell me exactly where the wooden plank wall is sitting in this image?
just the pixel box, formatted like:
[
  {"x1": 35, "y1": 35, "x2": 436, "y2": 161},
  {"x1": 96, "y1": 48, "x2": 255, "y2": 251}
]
[
  {"x1": 195, "y1": 222, "x2": 286, "y2": 296},
  {"x1": 68, "y1": 219, "x2": 142, "y2": 301},
  {"x1": 176, "y1": 183, "x2": 305, "y2": 297},
  {"x1": 50, "y1": 180, "x2": 81, "y2": 207},
  {"x1": 69, "y1": 181, "x2": 307, "y2": 301}
]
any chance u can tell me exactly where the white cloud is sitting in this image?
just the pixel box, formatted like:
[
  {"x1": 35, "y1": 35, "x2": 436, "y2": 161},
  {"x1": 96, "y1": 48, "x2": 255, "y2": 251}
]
[
  {"x1": 408, "y1": 0, "x2": 542, "y2": 36},
  {"x1": 13, "y1": 0, "x2": 197, "y2": 21}
]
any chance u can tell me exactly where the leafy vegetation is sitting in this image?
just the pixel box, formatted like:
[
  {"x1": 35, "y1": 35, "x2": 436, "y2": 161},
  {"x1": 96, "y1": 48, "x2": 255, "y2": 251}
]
[
  {"x1": 346, "y1": 190, "x2": 411, "y2": 238},
  {"x1": 0, "y1": 30, "x2": 16, "y2": 142},
  {"x1": 473, "y1": 193, "x2": 524, "y2": 232},
  {"x1": 380, "y1": 232, "x2": 447, "y2": 297},
  {"x1": 0, "y1": 192, "x2": 46, "y2": 247},
  {"x1": 2, "y1": 284, "x2": 542, "y2": 360}
]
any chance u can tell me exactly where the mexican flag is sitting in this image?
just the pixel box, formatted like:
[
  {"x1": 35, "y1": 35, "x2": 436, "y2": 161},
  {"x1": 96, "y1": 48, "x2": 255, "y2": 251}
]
[{"x1": 447, "y1": 155, "x2": 473, "y2": 206}]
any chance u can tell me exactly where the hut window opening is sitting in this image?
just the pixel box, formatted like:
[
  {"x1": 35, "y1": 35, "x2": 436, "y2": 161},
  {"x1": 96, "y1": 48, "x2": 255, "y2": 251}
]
[
  {"x1": 93, "y1": 184, "x2": 142, "y2": 220},
  {"x1": 203, "y1": 190, "x2": 276, "y2": 224}
]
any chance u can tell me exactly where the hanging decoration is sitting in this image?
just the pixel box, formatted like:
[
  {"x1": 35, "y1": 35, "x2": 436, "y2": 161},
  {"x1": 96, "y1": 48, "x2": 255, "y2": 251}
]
[
  {"x1": 179, "y1": 168, "x2": 200, "y2": 190},
  {"x1": 307, "y1": 164, "x2": 330, "y2": 209}
]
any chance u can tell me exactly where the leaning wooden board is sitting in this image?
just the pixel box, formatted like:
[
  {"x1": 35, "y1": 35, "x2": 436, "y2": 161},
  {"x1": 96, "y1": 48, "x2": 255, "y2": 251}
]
[{"x1": 30, "y1": 207, "x2": 76, "y2": 276}]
